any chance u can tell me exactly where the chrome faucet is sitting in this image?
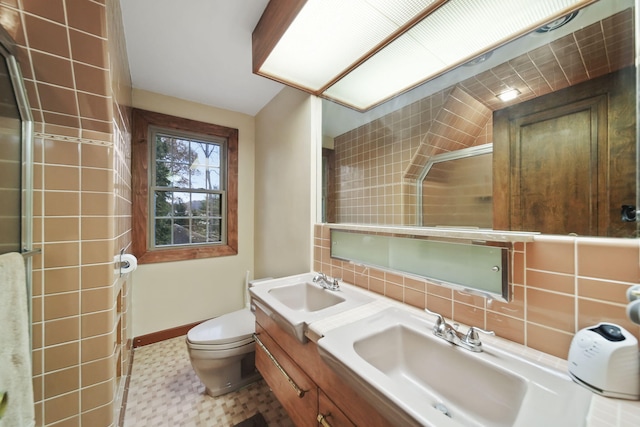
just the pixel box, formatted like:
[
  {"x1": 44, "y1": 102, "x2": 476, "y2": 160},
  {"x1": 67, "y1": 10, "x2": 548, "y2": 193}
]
[
  {"x1": 312, "y1": 272, "x2": 340, "y2": 291},
  {"x1": 424, "y1": 308, "x2": 494, "y2": 352}
]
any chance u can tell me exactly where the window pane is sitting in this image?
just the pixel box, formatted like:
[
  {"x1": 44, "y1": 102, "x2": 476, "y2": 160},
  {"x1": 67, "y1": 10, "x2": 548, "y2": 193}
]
[
  {"x1": 170, "y1": 162, "x2": 191, "y2": 188},
  {"x1": 206, "y1": 219, "x2": 222, "y2": 242},
  {"x1": 191, "y1": 193, "x2": 207, "y2": 216},
  {"x1": 155, "y1": 160, "x2": 171, "y2": 186},
  {"x1": 154, "y1": 191, "x2": 172, "y2": 217},
  {"x1": 174, "y1": 218, "x2": 190, "y2": 244},
  {"x1": 206, "y1": 193, "x2": 222, "y2": 216},
  {"x1": 172, "y1": 192, "x2": 190, "y2": 216},
  {"x1": 155, "y1": 136, "x2": 172, "y2": 161},
  {"x1": 155, "y1": 218, "x2": 172, "y2": 246}
]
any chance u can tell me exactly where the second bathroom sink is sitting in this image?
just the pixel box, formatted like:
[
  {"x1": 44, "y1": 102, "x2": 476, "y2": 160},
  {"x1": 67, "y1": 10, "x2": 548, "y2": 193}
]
[
  {"x1": 267, "y1": 281, "x2": 345, "y2": 312},
  {"x1": 249, "y1": 272, "x2": 374, "y2": 342}
]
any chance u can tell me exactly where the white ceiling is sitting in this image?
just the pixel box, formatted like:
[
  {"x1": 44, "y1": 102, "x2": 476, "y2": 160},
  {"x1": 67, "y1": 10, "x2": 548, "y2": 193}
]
[{"x1": 120, "y1": 0, "x2": 284, "y2": 116}]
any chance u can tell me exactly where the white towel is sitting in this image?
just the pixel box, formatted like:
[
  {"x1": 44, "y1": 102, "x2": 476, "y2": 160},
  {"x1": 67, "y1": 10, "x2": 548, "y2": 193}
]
[{"x1": 0, "y1": 252, "x2": 35, "y2": 427}]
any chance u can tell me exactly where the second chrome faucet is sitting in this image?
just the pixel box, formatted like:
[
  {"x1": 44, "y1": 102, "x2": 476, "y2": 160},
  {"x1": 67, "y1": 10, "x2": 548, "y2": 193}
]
[
  {"x1": 312, "y1": 272, "x2": 340, "y2": 291},
  {"x1": 424, "y1": 308, "x2": 494, "y2": 352}
]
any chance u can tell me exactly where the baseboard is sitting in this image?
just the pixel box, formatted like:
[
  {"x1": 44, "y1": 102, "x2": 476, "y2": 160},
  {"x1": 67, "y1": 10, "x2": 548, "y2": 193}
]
[{"x1": 133, "y1": 320, "x2": 203, "y2": 347}]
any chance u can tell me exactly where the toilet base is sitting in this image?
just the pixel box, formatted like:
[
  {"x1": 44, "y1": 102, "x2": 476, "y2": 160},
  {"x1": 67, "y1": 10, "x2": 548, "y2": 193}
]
[
  {"x1": 191, "y1": 349, "x2": 263, "y2": 397},
  {"x1": 205, "y1": 370, "x2": 262, "y2": 397}
]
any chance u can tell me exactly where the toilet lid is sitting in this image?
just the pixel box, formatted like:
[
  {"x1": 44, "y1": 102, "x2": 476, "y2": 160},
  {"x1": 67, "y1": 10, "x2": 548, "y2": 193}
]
[{"x1": 187, "y1": 308, "x2": 255, "y2": 345}]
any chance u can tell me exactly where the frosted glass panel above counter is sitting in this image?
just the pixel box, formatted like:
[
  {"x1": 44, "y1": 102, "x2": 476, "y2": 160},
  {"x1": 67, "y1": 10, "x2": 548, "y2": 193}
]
[{"x1": 330, "y1": 229, "x2": 510, "y2": 300}]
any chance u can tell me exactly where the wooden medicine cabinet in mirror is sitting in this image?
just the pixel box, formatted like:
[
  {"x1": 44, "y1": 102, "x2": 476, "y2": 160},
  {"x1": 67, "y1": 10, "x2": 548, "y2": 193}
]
[{"x1": 321, "y1": 0, "x2": 638, "y2": 238}]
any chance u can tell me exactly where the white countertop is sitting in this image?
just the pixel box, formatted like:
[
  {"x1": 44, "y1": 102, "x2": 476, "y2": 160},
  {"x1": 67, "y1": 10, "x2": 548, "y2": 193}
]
[{"x1": 305, "y1": 282, "x2": 640, "y2": 427}]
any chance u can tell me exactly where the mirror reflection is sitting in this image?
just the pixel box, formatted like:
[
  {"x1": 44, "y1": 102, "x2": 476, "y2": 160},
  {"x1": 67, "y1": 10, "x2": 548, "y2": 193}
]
[{"x1": 322, "y1": 0, "x2": 637, "y2": 238}]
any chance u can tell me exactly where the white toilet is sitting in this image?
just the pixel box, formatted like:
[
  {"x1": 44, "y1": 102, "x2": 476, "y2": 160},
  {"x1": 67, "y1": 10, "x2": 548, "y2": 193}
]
[{"x1": 186, "y1": 308, "x2": 261, "y2": 397}]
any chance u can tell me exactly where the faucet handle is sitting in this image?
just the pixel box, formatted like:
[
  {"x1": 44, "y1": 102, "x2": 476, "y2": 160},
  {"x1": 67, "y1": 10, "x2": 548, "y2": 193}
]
[
  {"x1": 465, "y1": 326, "x2": 495, "y2": 346},
  {"x1": 424, "y1": 308, "x2": 447, "y2": 334}
]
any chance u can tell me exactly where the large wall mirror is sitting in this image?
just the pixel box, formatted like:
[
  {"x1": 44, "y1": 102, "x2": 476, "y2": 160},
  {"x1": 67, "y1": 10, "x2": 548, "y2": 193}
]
[{"x1": 322, "y1": 0, "x2": 638, "y2": 238}]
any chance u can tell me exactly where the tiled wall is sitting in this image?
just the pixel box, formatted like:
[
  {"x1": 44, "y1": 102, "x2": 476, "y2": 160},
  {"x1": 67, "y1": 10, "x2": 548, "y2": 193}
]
[
  {"x1": 0, "y1": 0, "x2": 132, "y2": 425},
  {"x1": 314, "y1": 224, "x2": 640, "y2": 360}
]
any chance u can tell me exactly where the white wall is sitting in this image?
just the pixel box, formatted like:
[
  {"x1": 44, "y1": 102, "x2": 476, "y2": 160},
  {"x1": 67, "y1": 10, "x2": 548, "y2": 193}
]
[
  {"x1": 131, "y1": 89, "x2": 257, "y2": 337},
  {"x1": 254, "y1": 87, "x2": 319, "y2": 278}
]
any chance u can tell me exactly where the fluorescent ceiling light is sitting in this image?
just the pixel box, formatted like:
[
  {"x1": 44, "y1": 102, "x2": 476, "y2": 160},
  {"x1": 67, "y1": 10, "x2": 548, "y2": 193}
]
[{"x1": 253, "y1": 0, "x2": 595, "y2": 111}]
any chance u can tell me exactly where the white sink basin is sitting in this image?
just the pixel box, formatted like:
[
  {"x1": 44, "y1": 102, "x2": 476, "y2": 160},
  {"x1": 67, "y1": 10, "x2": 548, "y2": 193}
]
[
  {"x1": 249, "y1": 273, "x2": 374, "y2": 342},
  {"x1": 318, "y1": 307, "x2": 592, "y2": 427},
  {"x1": 268, "y1": 282, "x2": 345, "y2": 312}
]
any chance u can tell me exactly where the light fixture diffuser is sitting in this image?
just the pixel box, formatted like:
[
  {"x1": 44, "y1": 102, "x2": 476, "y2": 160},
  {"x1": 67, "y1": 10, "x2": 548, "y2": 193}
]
[{"x1": 253, "y1": 0, "x2": 595, "y2": 111}]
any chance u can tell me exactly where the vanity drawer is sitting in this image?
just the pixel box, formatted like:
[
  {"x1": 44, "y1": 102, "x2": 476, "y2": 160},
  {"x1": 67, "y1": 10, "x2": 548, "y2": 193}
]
[
  {"x1": 317, "y1": 390, "x2": 355, "y2": 427},
  {"x1": 255, "y1": 323, "x2": 318, "y2": 427}
]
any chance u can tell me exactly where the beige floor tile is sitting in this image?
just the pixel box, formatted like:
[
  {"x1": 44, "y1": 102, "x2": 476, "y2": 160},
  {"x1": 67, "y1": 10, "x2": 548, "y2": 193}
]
[{"x1": 122, "y1": 336, "x2": 293, "y2": 427}]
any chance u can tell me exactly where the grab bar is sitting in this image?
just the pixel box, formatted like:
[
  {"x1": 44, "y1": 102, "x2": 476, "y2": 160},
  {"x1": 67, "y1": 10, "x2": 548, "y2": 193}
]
[{"x1": 253, "y1": 333, "x2": 306, "y2": 398}]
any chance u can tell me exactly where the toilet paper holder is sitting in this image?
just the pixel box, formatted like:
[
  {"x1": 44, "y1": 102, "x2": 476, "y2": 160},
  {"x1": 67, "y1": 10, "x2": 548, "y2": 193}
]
[{"x1": 115, "y1": 251, "x2": 138, "y2": 277}]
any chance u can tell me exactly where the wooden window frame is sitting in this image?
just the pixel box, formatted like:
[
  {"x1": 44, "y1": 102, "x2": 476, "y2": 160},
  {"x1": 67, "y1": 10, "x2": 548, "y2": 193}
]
[{"x1": 132, "y1": 108, "x2": 238, "y2": 263}]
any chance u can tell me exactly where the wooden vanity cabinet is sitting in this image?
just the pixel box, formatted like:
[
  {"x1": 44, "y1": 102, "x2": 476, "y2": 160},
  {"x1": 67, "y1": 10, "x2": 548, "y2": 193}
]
[
  {"x1": 254, "y1": 305, "x2": 393, "y2": 427},
  {"x1": 255, "y1": 323, "x2": 317, "y2": 427}
]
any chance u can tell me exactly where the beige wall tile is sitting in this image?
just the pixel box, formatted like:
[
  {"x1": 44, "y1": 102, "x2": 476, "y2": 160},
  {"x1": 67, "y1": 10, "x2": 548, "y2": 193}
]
[
  {"x1": 526, "y1": 323, "x2": 573, "y2": 359},
  {"x1": 486, "y1": 284, "x2": 525, "y2": 320},
  {"x1": 526, "y1": 269, "x2": 575, "y2": 294},
  {"x1": 44, "y1": 391, "x2": 79, "y2": 425},
  {"x1": 81, "y1": 357, "x2": 114, "y2": 387},
  {"x1": 81, "y1": 381, "x2": 114, "y2": 413},
  {"x1": 81, "y1": 143, "x2": 112, "y2": 168},
  {"x1": 66, "y1": 0, "x2": 106, "y2": 37},
  {"x1": 81, "y1": 287, "x2": 113, "y2": 314},
  {"x1": 44, "y1": 267, "x2": 80, "y2": 294},
  {"x1": 44, "y1": 316, "x2": 79, "y2": 346},
  {"x1": 577, "y1": 239, "x2": 640, "y2": 283},
  {"x1": 526, "y1": 239, "x2": 576, "y2": 274},
  {"x1": 369, "y1": 276, "x2": 384, "y2": 294},
  {"x1": 44, "y1": 341, "x2": 79, "y2": 372},
  {"x1": 22, "y1": 0, "x2": 65, "y2": 24},
  {"x1": 577, "y1": 298, "x2": 639, "y2": 336},
  {"x1": 43, "y1": 242, "x2": 80, "y2": 268},
  {"x1": 43, "y1": 139, "x2": 79, "y2": 166},
  {"x1": 385, "y1": 282, "x2": 403, "y2": 302},
  {"x1": 23, "y1": 14, "x2": 69, "y2": 58},
  {"x1": 44, "y1": 366, "x2": 79, "y2": 399},
  {"x1": 426, "y1": 282, "x2": 452, "y2": 299},
  {"x1": 426, "y1": 294, "x2": 452, "y2": 319},
  {"x1": 487, "y1": 312, "x2": 525, "y2": 344},
  {"x1": 81, "y1": 309, "x2": 115, "y2": 338},
  {"x1": 43, "y1": 165, "x2": 79, "y2": 191},
  {"x1": 44, "y1": 191, "x2": 79, "y2": 216},
  {"x1": 81, "y1": 217, "x2": 113, "y2": 240},
  {"x1": 578, "y1": 277, "x2": 632, "y2": 304},
  {"x1": 81, "y1": 240, "x2": 114, "y2": 264},
  {"x1": 81, "y1": 333, "x2": 115, "y2": 363},
  {"x1": 404, "y1": 288, "x2": 426, "y2": 309},
  {"x1": 44, "y1": 217, "x2": 79, "y2": 242},
  {"x1": 81, "y1": 167, "x2": 113, "y2": 192},
  {"x1": 453, "y1": 301, "x2": 485, "y2": 328},
  {"x1": 81, "y1": 192, "x2": 112, "y2": 216},
  {"x1": 81, "y1": 264, "x2": 114, "y2": 289},
  {"x1": 526, "y1": 288, "x2": 574, "y2": 332},
  {"x1": 43, "y1": 292, "x2": 79, "y2": 320},
  {"x1": 80, "y1": 403, "x2": 113, "y2": 427}
]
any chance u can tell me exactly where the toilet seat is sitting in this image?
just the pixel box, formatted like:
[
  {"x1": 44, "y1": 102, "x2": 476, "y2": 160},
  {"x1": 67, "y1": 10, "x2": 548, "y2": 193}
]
[{"x1": 187, "y1": 308, "x2": 255, "y2": 346}]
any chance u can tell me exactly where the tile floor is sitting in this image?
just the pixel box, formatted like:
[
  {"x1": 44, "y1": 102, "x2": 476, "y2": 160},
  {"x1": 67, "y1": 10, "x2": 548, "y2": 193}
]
[{"x1": 121, "y1": 336, "x2": 294, "y2": 426}]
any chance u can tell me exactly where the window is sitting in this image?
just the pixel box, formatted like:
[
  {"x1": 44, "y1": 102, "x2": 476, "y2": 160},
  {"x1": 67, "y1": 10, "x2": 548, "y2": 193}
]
[{"x1": 132, "y1": 109, "x2": 238, "y2": 263}]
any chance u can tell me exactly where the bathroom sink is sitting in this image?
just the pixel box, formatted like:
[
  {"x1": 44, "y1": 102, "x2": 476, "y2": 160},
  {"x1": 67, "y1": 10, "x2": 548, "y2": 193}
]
[
  {"x1": 249, "y1": 273, "x2": 374, "y2": 343},
  {"x1": 267, "y1": 282, "x2": 345, "y2": 312},
  {"x1": 318, "y1": 307, "x2": 592, "y2": 427}
]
